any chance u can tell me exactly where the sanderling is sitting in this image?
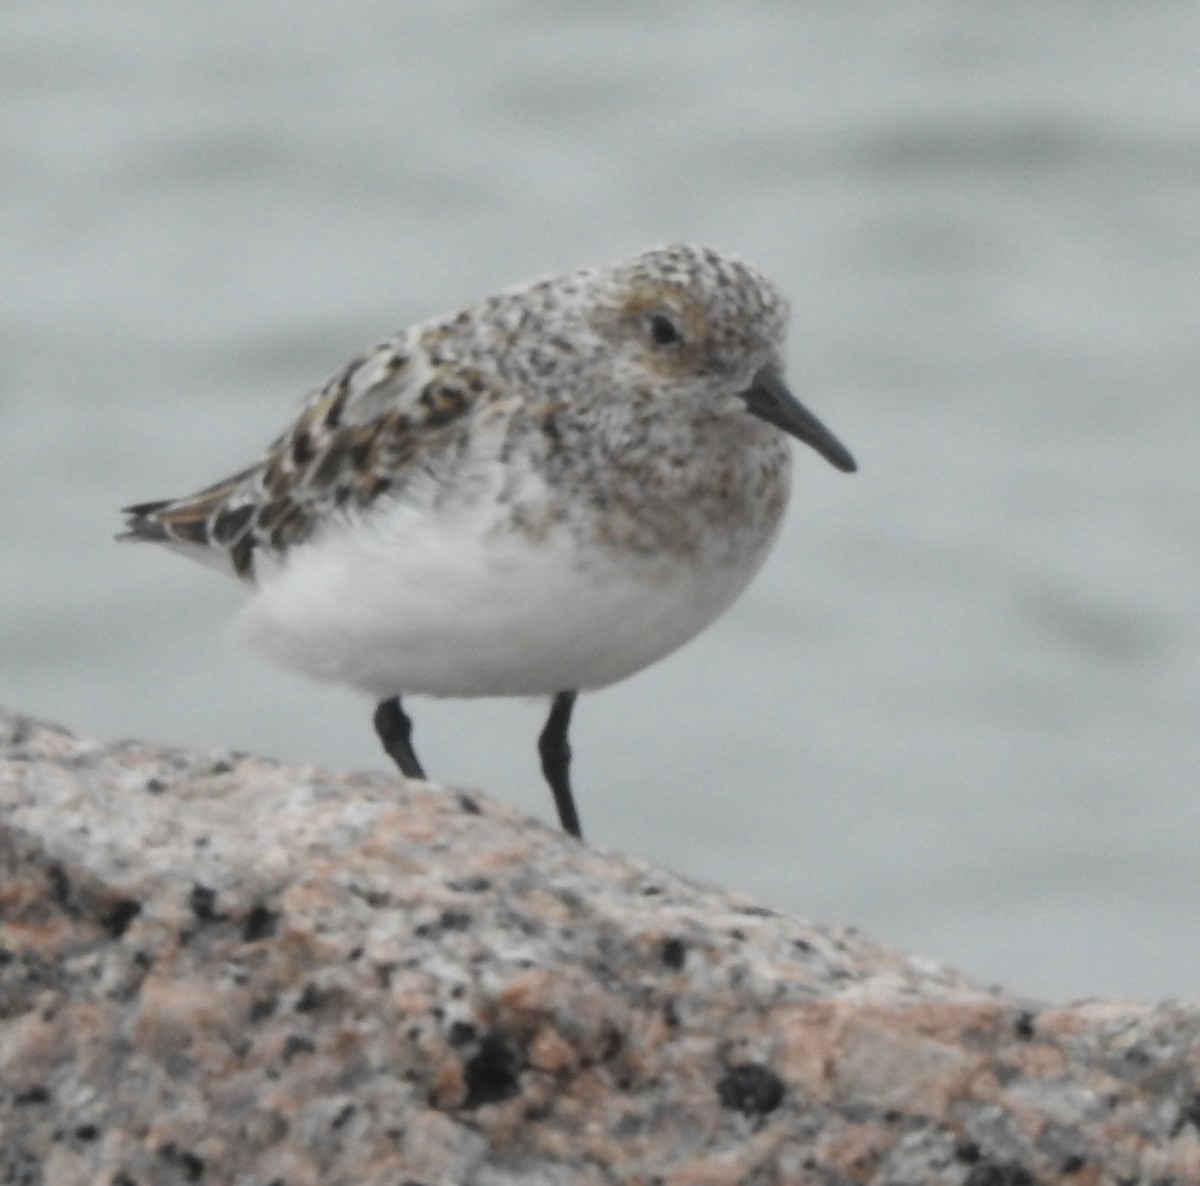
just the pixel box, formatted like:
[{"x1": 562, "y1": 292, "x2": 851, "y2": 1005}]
[{"x1": 120, "y1": 244, "x2": 856, "y2": 840}]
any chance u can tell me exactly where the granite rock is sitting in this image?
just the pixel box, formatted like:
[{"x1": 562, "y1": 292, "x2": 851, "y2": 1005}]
[{"x1": 1, "y1": 707, "x2": 1198, "y2": 1186}]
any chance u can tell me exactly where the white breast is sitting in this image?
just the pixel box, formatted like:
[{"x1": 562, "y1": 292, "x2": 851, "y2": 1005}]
[{"x1": 235, "y1": 486, "x2": 785, "y2": 701}]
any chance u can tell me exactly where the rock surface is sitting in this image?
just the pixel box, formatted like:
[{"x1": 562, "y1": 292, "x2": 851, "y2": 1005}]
[{"x1": 1, "y1": 707, "x2": 1198, "y2": 1186}]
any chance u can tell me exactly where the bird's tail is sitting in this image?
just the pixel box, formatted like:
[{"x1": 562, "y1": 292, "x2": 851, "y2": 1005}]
[{"x1": 117, "y1": 500, "x2": 173, "y2": 543}]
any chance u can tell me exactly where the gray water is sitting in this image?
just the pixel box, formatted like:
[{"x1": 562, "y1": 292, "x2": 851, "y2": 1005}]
[{"x1": 4, "y1": 1, "x2": 1199, "y2": 1001}]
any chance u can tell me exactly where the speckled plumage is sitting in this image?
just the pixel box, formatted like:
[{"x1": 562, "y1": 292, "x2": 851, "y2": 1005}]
[
  {"x1": 120, "y1": 244, "x2": 856, "y2": 836},
  {"x1": 127, "y1": 246, "x2": 797, "y2": 576}
]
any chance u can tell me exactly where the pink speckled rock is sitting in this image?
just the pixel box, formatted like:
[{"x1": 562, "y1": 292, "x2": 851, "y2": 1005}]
[{"x1": 1, "y1": 707, "x2": 1199, "y2": 1186}]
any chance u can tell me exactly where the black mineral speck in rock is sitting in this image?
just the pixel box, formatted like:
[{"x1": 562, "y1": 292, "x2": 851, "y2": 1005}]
[
  {"x1": 248, "y1": 997, "x2": 278, "y2": 1022},
  {"x1": 463, "y1": 1033, "x2": 521, "y2": 1108},
  {"x1": 282, "y1": 1035, "x2": 315, "y2": 1062},
  {"x1": 661, "y1": 937, "x2": 686, "y2": 969},
  {"x1": 1179, "y1": 1091, "x2": 1200, "y2": 1133},
  {"x1": 101, "y1": 898, "x2": 142, "y2": 939},
  {"x1": 242, "y1": 904, "x2": 278, "y2": 941},
  {"x1": 447, "y1": 1020, "x2": 478, "y2": 1047},
  {"x1": 600, "y1": 1025, "x2": 623, "y2": 1062},
  {"x1": 189, "y1": 884, "x2": 221, "y2": 922},
  {"x1": 451, "y1": 875, "x2": 492, "y2": 893},
  {"x1": 47, "y1": 863, "x2": 73, "y2": 912},
  {"x1": 417, "y1": 910, "x2": 473, "y2": 937},
  {"x1": 716, "y1": 1063, "x2": 785, "y2": 1117},
  {"x1": 159, "y1": 1142, "x2": 205, "y2": 1182},
  {"x1": 963, "y1": 1164, "x2": 1036, "y2": 1186}
]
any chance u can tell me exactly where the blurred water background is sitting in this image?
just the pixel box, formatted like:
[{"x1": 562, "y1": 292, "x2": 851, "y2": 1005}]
[{"x1": 3, "y1": 1, "x2": 1199, "y2": 1000}]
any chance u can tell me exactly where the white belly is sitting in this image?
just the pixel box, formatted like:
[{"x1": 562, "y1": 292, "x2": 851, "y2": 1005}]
[{"x1": 236, "y1": 495, "x2": 782, "y2": 700}]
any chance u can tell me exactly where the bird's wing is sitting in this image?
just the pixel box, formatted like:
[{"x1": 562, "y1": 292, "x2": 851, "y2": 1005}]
[{"x1": 120, "y1": 332, "x2": 496, "y2": 581}]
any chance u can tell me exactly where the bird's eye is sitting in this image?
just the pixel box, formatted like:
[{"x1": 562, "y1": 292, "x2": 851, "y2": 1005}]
[{"x1": 648, "y1": 313, "x2": 682, "y2": 347}]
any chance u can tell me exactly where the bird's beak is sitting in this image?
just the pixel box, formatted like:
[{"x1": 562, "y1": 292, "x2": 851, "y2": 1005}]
[{"x1": 740, "y1": 364, "x2": 857, "y2": 473}]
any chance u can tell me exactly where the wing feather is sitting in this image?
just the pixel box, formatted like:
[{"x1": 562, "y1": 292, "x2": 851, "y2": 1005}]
[{"x1": 119, "y1": 333, "x2": 494, "y2": 580}]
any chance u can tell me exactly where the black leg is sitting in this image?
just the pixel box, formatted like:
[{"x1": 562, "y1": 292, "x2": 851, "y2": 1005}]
[
  {"x1": 538, "y1": 690, "x2": 582, "y2": 839},
  {"x1": 374, "y1": 696, "x2": 426, "y2": 780}
]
